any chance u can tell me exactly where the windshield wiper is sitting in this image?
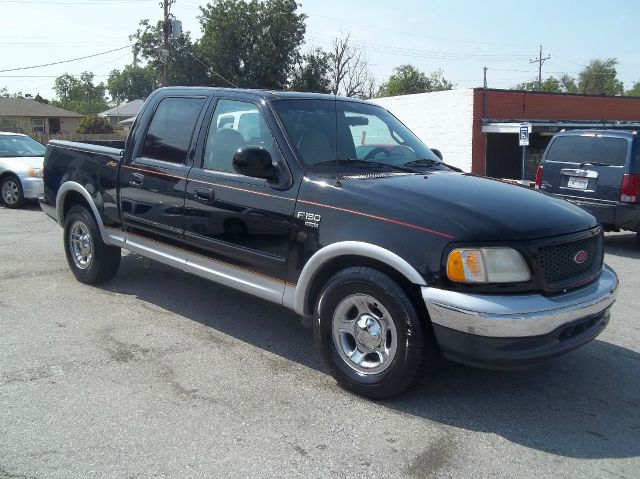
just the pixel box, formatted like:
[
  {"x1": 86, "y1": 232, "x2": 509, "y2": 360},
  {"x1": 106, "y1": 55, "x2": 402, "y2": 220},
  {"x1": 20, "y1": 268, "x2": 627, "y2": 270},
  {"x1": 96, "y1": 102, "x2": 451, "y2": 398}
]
[
  {"x1": 313, "y1": 159, "x2": 417, "y2": 173},
  {"x1": 404, "y1": 159, "x2": 463, "y2": 172}
]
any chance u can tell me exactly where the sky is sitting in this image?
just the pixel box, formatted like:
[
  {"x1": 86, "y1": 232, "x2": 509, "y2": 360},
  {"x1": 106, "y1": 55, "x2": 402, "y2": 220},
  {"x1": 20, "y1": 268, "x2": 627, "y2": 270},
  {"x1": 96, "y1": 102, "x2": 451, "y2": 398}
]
[{"x1": 1, "y1": 0, "x2": 638, "y2": 102}]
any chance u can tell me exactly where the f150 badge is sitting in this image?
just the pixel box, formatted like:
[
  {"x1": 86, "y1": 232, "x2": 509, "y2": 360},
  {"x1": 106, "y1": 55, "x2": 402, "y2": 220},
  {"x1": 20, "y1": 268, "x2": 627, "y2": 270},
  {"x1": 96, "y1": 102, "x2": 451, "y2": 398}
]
[{"x1": 297, "y1": 211, "x2": 322, "y2": 228}]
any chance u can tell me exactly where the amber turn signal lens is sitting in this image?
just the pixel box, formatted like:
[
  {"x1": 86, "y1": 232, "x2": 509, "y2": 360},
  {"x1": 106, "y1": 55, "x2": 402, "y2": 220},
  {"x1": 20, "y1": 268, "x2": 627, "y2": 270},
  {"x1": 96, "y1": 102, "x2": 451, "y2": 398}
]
[{"x1": 447, "y1": 250, "x2": 465, "y2": 282}]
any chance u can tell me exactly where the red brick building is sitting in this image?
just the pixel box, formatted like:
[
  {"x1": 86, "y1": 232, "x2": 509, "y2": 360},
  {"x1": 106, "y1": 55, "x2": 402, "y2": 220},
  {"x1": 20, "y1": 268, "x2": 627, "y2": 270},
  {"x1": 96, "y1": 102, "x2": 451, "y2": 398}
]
[{"x1": 473, "y1": 89, "x2": 640, "y2": 179}]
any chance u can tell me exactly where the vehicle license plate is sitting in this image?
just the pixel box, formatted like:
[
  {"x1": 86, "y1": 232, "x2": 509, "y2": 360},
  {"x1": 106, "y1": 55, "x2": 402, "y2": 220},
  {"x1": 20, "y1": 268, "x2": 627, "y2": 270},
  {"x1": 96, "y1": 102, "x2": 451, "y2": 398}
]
[{"x1": 568, "y1": 177, "x2": 589, "y2": 189}]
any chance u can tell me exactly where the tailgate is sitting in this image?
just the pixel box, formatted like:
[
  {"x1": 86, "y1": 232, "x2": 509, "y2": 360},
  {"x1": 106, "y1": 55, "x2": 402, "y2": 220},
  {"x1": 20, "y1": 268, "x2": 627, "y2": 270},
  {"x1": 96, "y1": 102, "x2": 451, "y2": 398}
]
[{"x1": 541, "y1": 133, "x2": 631, "y2": 203}]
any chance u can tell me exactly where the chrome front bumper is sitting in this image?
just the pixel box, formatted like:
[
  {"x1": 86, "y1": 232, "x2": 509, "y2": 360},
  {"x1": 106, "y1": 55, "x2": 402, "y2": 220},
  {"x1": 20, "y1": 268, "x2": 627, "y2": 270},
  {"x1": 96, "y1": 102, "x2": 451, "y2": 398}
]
[{"x1": 422, "y1": 265, "x2": 618, "y2": 338}]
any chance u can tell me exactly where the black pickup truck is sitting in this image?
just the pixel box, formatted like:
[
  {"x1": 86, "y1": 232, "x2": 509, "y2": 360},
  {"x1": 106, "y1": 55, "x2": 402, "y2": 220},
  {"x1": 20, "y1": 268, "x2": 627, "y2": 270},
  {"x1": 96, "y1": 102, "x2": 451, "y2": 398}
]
[{"x1": 40, "y1": 87, "x2": 618, "y2": 398}]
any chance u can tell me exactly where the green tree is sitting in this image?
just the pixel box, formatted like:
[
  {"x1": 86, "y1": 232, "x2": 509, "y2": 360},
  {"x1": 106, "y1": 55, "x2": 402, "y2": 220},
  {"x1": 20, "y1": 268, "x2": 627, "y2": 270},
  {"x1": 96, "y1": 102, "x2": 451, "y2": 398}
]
[
  {"x1": 131, "y1": 19, "x2": 209, "y2": 88},
  {"x1": 52, "y1": 72, "x2": 109, "y2": 114},
  {"x1": 626, "y1": 81, "x2": 640, "y2": 96},
  {"x1": 107, "y1": 64, "x2": 157, "y2": 103},
  {"x1": 33, "y1": 93, "x2": 49, "y2": 104},
  {"x1": 578, "y1": 58, "x2": 624, "y2": 95},
  {"x1": 76, "y1": 115, "x2": 114, "y2": 134},
  {"x1": 378, "y1": 64, "x2": 453, "y2": 97},
  {"x1": 560, "y1": 74, "x2": 578, "y2": 93},
  {"x1": 515, "y1": 77, "x2": 559, "y2": 92},
  {"x1": 289, "y1": 49, "x2": 331, "y2": 93},
  {"x1": 198, "y1": 0, "x2": 306, "y2": 89},
  {"x1": 0, "y1": 88, "x2": 49, "y2": 102},
  {"x1": 514, "y1": 74, "x2": 578, "y2": 93}
]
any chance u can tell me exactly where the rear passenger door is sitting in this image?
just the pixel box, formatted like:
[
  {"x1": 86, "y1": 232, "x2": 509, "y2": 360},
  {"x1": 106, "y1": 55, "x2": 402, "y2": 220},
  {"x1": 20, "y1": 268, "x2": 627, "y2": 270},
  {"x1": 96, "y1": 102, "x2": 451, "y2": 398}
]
[
  {"x1": 542, "y1": 133, "x2": 631, "y2": 203},
  {"x1": 182, "y1": 98, "x2": 297, "y2": 303},
  {"x1": 119, "y1": 96, "x2": 207, "y2": 246}
]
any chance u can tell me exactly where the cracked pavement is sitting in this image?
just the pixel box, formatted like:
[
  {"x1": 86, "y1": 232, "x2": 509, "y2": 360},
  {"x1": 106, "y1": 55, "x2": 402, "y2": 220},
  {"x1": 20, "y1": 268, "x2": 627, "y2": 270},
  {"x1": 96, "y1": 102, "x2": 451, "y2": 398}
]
[{"x1": 1, "y1": 202, "x2": 639, "y2": 478}]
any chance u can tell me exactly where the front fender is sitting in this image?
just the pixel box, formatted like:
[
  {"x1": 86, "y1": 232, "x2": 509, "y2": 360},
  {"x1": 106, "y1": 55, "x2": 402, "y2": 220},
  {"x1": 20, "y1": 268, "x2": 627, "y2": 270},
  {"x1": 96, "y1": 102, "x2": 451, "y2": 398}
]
[{"x1": 286, "y1": 241, "x2": 427, "y2": 316}]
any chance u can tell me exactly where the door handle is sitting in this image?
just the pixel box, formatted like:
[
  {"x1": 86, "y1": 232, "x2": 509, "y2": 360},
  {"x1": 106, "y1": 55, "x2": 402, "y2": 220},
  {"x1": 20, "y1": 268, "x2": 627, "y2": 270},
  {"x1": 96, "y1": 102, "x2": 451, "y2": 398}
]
[
  {"x1": 194, "y1": 186, "x2": 215, "y2": 203},
  {"x1": 130, "y1": 172, "x2": 144, "y2": 186}
]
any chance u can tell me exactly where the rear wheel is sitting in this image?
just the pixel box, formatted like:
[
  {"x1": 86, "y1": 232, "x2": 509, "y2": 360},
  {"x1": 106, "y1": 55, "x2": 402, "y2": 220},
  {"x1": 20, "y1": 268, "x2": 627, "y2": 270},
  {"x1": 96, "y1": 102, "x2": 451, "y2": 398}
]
[
  {"x1": 1, "y1": 175, "x2": 24, "y2": 209},
  {"x1": 314, "y1": 267, "x2": 437, "y2": 399},
  {"x1": 63, "y1": 205, "x2": 121, "y2": 283}
]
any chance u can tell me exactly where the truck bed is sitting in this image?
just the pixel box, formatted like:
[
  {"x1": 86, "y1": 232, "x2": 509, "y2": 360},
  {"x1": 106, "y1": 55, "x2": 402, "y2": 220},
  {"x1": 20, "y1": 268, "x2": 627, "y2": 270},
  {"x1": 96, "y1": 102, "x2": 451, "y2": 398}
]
[{"x1": 42, "y1": 140, "x2": 123, "y2": 227}]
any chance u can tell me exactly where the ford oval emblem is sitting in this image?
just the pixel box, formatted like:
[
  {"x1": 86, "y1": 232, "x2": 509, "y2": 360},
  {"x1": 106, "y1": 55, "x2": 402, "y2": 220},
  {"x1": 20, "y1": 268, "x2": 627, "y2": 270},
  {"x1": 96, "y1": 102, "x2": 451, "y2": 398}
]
[{"x1": 574, "y1": 250, "x2": 589, "y2": 264}]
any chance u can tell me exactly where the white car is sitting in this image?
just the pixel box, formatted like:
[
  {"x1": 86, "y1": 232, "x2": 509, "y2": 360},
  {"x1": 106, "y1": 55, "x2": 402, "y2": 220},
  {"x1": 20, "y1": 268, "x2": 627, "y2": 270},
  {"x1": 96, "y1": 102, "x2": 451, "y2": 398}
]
[{"x1": 0, "y1": 132, "x2": 45, "y2": 208}]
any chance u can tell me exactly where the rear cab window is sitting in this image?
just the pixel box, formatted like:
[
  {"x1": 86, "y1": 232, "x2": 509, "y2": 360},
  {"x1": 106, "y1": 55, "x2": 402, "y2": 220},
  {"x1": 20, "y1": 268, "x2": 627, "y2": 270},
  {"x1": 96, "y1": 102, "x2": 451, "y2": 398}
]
[{"x1": 140, "y1": 97, "x2": 206, "y2": 164}]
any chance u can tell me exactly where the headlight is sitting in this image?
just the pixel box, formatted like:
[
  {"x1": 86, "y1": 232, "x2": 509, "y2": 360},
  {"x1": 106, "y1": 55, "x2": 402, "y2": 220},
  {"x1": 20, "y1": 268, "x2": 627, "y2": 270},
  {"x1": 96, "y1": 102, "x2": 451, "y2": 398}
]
[
  {"x1": 27, "y1": 167, "x2": 42, "y2": 178},
  {"x1": 447, "y1": 247, "x2": 531, "y2": 283}
]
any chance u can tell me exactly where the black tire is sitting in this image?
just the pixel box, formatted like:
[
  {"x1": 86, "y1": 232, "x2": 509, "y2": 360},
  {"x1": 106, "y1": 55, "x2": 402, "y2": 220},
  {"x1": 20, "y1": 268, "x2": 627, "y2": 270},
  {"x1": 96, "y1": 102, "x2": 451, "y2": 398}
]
[
  {"x1": 314, "y1": 267, "x2": 436, "y2": 399},
  {"x1": 63, "y1": 205, "x2": 121, "y2": 284},
  {"x1": 1, "y1": 175, "x2": 25, "y2": 209}
]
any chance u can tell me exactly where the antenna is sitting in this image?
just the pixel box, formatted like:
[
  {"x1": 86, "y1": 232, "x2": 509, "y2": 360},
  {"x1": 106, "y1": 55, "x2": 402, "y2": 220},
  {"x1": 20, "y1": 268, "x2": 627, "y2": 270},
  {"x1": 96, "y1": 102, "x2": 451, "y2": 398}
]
[
  {"x1": 334, "y1": 95, "x2": 342, "y2": 187},
  {"x1": 529, "y1": 45, "x2": 551, "y2": 92}
]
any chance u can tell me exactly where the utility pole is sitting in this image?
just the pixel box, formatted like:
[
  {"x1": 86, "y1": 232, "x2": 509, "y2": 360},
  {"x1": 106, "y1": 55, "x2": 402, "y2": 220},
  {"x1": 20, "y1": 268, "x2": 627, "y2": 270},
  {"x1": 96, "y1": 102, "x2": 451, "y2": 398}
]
[
  {"x1": 163, "y1": 0, "x2": 170, "y2": 86},
  {"x1": 483, "y1": 66, "x2": 488, "y2": 118},
  {"x1": 529, "y1": 45, "x2": 550, "y2": 91}
]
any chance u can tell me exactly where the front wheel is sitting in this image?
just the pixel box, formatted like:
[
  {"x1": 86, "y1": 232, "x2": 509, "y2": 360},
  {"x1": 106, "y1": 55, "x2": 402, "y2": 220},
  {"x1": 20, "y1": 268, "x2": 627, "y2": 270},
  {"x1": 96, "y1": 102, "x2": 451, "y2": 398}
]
[
  {"x1": 63, "y1": 205, "x2": 121, "y2": 284},
  {"x1": 314, "y1": 267, "x2": 437, "y2": 399},
  {"x1": 1, "y1": 175, "x2": 25, "y2": 209}
]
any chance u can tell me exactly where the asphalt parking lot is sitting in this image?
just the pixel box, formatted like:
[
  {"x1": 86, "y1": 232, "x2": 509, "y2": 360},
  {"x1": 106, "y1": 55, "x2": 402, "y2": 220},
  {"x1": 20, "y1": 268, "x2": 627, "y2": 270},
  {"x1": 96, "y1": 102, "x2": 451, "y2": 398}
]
[{"x1": 1, "y1": 202, "x2": 639, "y2": 479}]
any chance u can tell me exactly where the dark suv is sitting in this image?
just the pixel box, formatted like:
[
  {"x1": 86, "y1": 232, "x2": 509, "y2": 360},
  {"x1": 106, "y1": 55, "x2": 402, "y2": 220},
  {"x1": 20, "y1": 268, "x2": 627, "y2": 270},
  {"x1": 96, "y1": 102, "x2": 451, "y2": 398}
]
[{"x1": 536, "y1": 130, "x2": 640, "y2": 238}]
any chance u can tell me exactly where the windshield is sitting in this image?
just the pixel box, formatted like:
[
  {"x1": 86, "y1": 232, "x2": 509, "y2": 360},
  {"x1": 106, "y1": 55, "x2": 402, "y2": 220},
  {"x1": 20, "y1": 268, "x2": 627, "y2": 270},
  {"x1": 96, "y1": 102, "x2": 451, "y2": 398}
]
[
  {"x1": 0, "y1": 135, "x2": 46, "y2": 157},
  {"x1": 272, "y1": 99, "x2": 441, "y2": 171}
]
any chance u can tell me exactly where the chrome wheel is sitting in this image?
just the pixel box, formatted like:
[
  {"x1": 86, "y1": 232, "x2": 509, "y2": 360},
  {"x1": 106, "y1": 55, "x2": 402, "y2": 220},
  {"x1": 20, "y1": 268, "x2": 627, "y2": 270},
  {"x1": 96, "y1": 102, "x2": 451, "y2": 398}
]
[
  {"x1": 69, "y1": 220, "x2": 93, "y2": 270},
  {"x1": 331, "y1": 293, "x2": 398, "y2": 375},
  {"x1": 2, "y1": 179, "x2": 20, "y2": 205}
]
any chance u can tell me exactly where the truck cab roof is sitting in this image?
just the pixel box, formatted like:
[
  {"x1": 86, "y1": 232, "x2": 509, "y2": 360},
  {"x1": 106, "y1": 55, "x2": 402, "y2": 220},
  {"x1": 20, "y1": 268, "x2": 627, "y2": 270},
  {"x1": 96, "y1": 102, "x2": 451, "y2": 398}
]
[{"x1": 153, "y1": 86, "x2": 372, "y2": 104}]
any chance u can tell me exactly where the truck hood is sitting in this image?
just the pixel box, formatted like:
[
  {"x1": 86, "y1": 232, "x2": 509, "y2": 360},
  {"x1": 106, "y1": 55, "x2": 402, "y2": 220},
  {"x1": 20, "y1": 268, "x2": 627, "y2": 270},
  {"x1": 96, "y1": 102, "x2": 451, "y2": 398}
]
[{"x1": 336, "y1": 171, "x2": 598, "y2": 242}]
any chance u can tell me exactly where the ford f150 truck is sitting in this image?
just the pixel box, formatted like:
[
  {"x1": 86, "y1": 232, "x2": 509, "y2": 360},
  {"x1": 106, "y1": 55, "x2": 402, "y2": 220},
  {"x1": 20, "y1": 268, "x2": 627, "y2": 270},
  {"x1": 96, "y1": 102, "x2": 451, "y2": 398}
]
[{"x1": 40, "y1": 87, "x2": 619, "y2": 398}]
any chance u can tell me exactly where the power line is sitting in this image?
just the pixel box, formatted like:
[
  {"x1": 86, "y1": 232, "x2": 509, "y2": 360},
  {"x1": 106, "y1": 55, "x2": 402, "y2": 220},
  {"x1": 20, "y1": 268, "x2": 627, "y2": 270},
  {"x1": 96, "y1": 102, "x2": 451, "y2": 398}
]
[
  {"x1": 0, "y1": 0, "x2": 152, "y2": 3},
  {"x1": 0, "y1": 75, "x2": 110, "y2": 78},
  {"x1": 304, "y1": 10, "x2": 539, "y2": 49},
  {"x1": 0, "y1": 45, "x2": 132, "y2": 73},
  {"x1": 306, "y1": 32, "x2": 530, "y2": 62},
  {"x1": 172, "y1": 42, "x2": 238, "y2": 88}
]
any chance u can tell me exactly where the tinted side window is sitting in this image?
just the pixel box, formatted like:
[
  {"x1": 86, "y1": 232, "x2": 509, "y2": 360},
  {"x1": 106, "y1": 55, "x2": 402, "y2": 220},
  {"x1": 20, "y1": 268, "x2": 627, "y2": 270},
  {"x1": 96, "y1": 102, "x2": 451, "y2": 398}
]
[
  {"x1": 141, "y1": 97, "x2": 205, "y2": 163},
  {"x1": 203, "y1": 99, "x2": 274, "y2": 173},
  {"x1": 546, "y1": 136, "x2": 629, "y2": 167}
]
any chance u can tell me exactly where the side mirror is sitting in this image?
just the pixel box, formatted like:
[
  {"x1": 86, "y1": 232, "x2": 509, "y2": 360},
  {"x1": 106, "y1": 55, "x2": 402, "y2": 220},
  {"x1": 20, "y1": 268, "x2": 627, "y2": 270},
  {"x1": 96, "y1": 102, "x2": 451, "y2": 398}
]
[
  {"x1": 233, "y1": 147, "x2": 276, "y2": 181},
  {"x1": 431, "y1": 148, "x2": 443, "y2": 160}
]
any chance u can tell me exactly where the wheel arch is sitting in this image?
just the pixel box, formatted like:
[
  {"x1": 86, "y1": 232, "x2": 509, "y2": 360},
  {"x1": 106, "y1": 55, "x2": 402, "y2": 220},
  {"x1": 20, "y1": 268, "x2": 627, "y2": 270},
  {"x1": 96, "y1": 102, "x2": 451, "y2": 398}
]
[
  {"x1": 0, "y1": 170, "x2": 18, "y2": 180},
  {"x1": 0, "y1": 170, "x2": 21, "y2": 186},
  {"x1": 56, "y1": 182, "x2": 110, "y2": 244},
  {"x1": 290, "y1": 241, "x2": 427, "y2": 317}
]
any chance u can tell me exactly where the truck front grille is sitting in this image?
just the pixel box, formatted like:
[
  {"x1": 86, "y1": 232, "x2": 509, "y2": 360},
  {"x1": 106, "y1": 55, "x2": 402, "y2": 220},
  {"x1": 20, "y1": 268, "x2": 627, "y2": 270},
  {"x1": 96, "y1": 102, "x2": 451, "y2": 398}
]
[{"x1": 537, "y1": 232, "x2": 603, "y2": 290}]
